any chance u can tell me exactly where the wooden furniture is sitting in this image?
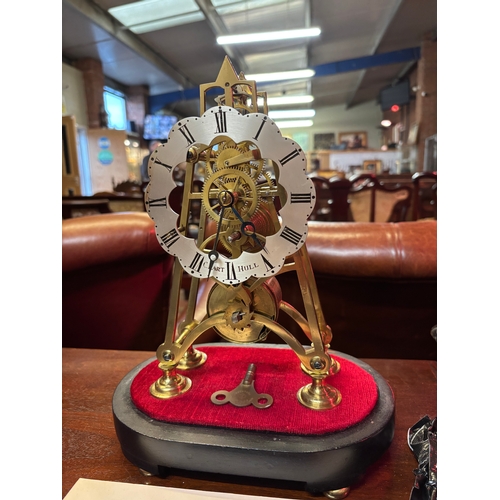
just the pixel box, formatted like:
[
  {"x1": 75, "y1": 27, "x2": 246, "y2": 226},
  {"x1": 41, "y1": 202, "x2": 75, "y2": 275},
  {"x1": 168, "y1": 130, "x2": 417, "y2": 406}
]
[
  {"x1": 113, "y1": 180, "x2": 144, "y2": 195},
  {"x1": 348, "y1": 173, "x2": 412, "y2": 222},
  {"x1": 412, "y1": 171, "x2": 437, "y2": 220},
  {"x1": 308, "y1": 175, "x2": 333, "y2": 221},
  {"x1": 300, "y1": 173, "x2": 415, "y2": 224},
  {"x1": 62, "y1": 115, "x2": 82, "y2": 196},
  {"x1": 328, "y1": 176, "x2": 353, "y2": 221},
  {"x1": 62, "y1": 197, "x2": 111, "y2": 219},
  {"x1": 62, "y1": 194, "x2": 145, "y2": 218},
  {"x1": 62, "y1": 347, "x2": 437, "y2": 500}
]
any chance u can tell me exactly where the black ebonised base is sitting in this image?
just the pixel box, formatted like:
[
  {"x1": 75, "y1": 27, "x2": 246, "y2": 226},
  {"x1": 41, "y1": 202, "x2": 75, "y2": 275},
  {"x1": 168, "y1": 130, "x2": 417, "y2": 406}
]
[{"x1": 112, "y1": 349, "x2": 395, "y2": 496}]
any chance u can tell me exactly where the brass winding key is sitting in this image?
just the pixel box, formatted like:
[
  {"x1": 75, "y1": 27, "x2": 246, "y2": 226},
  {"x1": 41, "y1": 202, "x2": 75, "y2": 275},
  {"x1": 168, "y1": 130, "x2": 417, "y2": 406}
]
[{"x1": 211, "y1": 363, "x2": 273, "y2": 408}]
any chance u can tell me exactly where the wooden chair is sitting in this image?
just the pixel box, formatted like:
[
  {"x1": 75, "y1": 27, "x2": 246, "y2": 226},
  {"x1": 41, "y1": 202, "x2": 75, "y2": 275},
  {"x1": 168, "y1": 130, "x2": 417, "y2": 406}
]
[
  {"x1": 328, "y1": 176, "x2": 353, "y2": 221},
  {"x1": 309, "y1": 175, "x2": 333, "y2": 221},
  {"x1": 412, "y1": 172, "x2": 437, "y2": 220},
  {"x1": 348, "y1": 173, "x2": 412, "y2": 222},
  {"x1": 93, "y1": 190, "x2": 146, "y2": 212},
  {"x1": 113, "y1": 180, "x2": 144, "y2": 195},
  {"x1": 62, "y1": 197, "x2": 111, "y2": 219}
]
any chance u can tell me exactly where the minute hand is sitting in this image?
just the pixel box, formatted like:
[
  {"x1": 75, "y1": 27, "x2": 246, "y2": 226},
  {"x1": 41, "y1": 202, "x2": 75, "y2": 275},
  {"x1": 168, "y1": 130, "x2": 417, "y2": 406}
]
[
  {"x1": 230, "y1": 206, "x2": 268, "y2": 254},
  {"x1": 207, "y1": 207, "x2": 225, "y2": 278}
]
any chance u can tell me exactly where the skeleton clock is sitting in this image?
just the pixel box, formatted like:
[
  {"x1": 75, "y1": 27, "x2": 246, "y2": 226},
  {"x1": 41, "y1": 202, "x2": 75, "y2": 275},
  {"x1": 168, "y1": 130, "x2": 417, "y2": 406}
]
[
  {"x1": 113, "y1": 58, "x2": 395, "y2": 498},
  {"x1": 145, "y1": 57, "x2": 340, "y2": 409}
]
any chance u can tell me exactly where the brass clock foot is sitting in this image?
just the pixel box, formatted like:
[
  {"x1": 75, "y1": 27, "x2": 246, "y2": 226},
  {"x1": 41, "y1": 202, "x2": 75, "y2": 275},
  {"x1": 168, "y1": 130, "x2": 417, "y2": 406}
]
[
  {"x1": 331, "y1": 358, "x2": 341, "y2": 374},
  {"x1": 297, "y1": 377, "x2": 342, "y2": 410},
  {"x1": 323, "y1": 487, "x2": 350, "y2": 499},
  {"x1": 150, "y1": 367, "x2": 192, "y2": 399},
  {"x1": 177, "y1": 346, "x2": 207, "y2": 370}
]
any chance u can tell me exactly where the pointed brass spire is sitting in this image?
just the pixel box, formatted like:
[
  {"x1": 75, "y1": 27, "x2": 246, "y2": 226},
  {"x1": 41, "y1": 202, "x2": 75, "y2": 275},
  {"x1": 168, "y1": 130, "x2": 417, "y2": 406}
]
[{"x1": 199, "y1": 56, "x2": 266, "y2": 115}]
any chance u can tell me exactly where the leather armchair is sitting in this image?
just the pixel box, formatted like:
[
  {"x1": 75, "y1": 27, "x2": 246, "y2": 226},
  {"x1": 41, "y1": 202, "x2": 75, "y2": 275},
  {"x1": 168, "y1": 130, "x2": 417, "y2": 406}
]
[
  {"x1": 63, "y1": 214, "x2": 437, "y2": 360},
  {"x1": 273, "y1": 220, "x2": 437, "y2": 359},
  {"x1": 62, "y1": 213, "x2": 174, "y2": 350}
]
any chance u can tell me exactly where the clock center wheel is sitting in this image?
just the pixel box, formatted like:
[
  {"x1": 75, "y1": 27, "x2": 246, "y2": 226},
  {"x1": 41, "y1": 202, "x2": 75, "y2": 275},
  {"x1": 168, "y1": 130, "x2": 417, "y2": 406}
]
[
  {"x1": 207, "y1": 278, "x2": 282, "y2": 343},
  {"x1": 202, "y1": 168, "x2": 259, "y2": 223}
]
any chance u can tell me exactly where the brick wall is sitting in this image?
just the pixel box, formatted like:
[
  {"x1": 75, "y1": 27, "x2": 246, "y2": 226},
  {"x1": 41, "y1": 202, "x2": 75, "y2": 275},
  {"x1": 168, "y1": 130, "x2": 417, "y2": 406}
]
[
  {"x1": 73, "y1": 59, "x2": 150, "y2": 145},
  {"x1": 415, "y1": 34, "x2": 437, "y2": 170},
  {"x1": 126, "y1": 85, "x2": 149, "y2": 149},
  {"x1": 380, "y1": 35, "x2": 437, "y2": 171},
  {"x1": 74, "y1": 58, "x2": 105, "y2": 129}
]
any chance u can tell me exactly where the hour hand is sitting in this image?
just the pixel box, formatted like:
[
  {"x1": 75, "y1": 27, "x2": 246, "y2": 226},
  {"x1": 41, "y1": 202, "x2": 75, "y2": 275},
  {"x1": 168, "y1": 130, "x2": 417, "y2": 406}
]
[
  {"x1": 207, "y1": 249, "x2": 219, "y2": 278},
  {"x1": 207, "y1": 191, "x2": 234, "y2": 278},
  {"x1": 230, "y1": 206, "x2": 268, "y2": 253}
]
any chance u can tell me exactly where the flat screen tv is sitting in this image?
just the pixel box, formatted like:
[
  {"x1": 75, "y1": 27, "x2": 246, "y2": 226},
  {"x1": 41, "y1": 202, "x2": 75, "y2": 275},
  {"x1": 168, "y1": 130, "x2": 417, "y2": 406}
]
[
  {"x1": 379, "y1": 80, "x2": 410, "y2": 111},
  {"x1": 143, "y1": 114, "x2": 177, "y2": 140}
]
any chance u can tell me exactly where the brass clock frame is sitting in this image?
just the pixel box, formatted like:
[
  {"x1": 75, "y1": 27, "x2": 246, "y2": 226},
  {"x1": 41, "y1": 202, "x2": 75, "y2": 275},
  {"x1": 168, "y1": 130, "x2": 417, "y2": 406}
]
[{"x1": 145, "y1": 57, "x2": 340, "y2": 410}]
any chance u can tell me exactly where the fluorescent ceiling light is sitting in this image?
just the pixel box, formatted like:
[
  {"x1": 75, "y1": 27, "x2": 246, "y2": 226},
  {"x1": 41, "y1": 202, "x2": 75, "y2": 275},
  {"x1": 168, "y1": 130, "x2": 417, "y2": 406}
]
[
  {"x1": 274, "y1": 120, "x2": 313, "y2": 128},
  {"x1": 269, "y1": 109, "x2": 316, "y2": 119},
  {"x1": 266, "y1": 95, "x2": 314, "y2": 105},
  {"x1": 217, "y1": 27, "x2": 321, "y2": 45},
  {"x1": 246, "y1": 69, "x2": 315, "y2": 83}
]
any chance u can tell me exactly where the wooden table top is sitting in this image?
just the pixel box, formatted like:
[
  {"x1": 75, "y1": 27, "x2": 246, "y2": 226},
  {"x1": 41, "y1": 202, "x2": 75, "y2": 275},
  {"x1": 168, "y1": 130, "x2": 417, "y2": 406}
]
[{"x1": 62, "y1": 347, "x2": 436, "y2": 499}]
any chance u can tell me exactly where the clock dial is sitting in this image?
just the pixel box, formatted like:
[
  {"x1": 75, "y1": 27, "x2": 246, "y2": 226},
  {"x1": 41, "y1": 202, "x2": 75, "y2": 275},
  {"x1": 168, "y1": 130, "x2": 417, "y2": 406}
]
[{"x1": 146, "y1": 105, "x2": 315, "y2": 284}]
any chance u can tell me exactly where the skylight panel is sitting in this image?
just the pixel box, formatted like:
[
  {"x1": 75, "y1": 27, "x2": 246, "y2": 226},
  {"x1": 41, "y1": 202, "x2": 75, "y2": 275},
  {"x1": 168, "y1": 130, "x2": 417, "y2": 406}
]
[
  {"x1": 109, "y1": 0, "x2": 204, "y2": 34},
  {"x1": 212, "y1": 0, "x2": 290, "y2": 16}
]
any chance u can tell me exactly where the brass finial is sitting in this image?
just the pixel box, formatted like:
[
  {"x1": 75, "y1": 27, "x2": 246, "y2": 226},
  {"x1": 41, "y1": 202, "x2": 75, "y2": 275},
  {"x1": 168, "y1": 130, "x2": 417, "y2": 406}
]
[{"x1": 199, "y1": 56, "x2": 267, "y2": 114}]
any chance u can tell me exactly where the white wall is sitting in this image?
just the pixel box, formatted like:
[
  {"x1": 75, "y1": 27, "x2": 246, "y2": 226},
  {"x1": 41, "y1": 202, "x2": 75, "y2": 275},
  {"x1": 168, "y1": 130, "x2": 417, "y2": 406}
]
[
  {"x1": 289, "y1": 100, "x2": 383, "y2": 152},
  {"x1": 62, "y1": 62, "x2": 88, "y2": 127}
]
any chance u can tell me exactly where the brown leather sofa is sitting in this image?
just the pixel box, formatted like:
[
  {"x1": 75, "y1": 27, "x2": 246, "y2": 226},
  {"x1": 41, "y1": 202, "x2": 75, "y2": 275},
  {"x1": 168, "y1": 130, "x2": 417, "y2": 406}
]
[
  {"x1": 275, "y1": 220, "x2": 437, "y2": 360},
  {"x1": 62, "y1": 213, "x2": 174, "y2": 350},
  {"x1": 63, "y1": 213, "x2": 436, "y2": 359}
]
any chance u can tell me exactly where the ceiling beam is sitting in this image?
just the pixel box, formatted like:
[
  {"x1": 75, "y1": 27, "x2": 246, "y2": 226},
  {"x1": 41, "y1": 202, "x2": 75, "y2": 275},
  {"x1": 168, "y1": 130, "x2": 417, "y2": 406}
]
[
  {"x1": 63, "y1": 0, "x2": 196, "y2": 89},
  {"x1": 313, "y1": 47, "x2": 420, "y2": 77},
  {"x1": 193, "y1": 0, "x2": 248, "y2": 74},
  {"x1": 149, "y1": 47, "x2": 420, "y2": 113},
  {"x1": 345, "y1": 0, "x2": 404, "y2": 109}
]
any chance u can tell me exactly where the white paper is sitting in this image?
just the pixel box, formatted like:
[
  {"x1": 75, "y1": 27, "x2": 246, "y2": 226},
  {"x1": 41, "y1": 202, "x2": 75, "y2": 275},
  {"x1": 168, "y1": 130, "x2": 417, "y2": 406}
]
[{"x1": 64, "y1": 478, "x2": 292, "y2": 500}]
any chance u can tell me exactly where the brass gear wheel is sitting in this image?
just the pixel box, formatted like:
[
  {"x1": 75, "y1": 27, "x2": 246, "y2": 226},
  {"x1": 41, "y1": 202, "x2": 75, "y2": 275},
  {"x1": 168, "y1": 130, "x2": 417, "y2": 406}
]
[
  {"x1": 212, "y1": 141, "x2": 264, "y2": 180},
  {"x1": 201, "y1": 167, "x2": 260, "y2": 223},
  {"x1": 215, "y1": 146, "x2": 244, "y2": 172},
  {"x1": 207, "y1": 278, "x2": 282, "y2": 343}
]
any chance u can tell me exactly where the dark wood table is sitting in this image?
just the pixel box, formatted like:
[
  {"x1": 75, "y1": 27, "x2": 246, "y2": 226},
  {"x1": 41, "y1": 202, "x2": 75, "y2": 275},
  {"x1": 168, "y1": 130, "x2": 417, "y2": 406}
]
[{"x1": 62, "y1": 348, "x2": 436, "y2": 499}]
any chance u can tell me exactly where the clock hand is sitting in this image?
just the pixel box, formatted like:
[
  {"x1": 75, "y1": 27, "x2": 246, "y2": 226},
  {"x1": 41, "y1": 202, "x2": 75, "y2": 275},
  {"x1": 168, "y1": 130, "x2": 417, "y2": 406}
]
[
  {"x1": 230, "y1": 205, "x2": 268, "y2": 254},
  {"x1": 207, "y1": 191, "x2": 234, "y2": 278}
]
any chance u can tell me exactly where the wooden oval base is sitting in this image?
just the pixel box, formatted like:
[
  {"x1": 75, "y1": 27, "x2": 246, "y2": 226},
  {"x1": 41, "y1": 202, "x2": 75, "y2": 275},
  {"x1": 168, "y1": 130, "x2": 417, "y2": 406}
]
[{"x1": 112, "y1": 347, "x2": 395, "y2": 495}]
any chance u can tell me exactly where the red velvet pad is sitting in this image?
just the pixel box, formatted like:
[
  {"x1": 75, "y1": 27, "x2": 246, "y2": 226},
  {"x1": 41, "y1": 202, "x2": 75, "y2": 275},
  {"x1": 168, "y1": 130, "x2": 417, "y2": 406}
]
[{"x1": 130, "y1": 346, "x2": 378, "y2": 436}]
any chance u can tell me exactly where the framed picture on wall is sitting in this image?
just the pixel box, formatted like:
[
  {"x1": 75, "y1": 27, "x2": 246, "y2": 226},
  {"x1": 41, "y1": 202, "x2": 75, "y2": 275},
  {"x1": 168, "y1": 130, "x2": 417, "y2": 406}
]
[
  {"x1": 314, "y1": 133, "x2": 336, "y2": 150},
  {"x1": 338, "y1": 131, "x2": 367, "y2": 150},
  {"x1": 362, "y1": 160, "x2": 383, "y2": 174}
]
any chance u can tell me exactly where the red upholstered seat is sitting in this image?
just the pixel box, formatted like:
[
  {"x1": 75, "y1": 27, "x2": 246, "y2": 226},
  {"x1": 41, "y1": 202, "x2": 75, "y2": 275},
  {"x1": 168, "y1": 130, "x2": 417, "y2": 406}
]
[{"x1": 131, "y1": 346, "x2": 379, "y2": 435}]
